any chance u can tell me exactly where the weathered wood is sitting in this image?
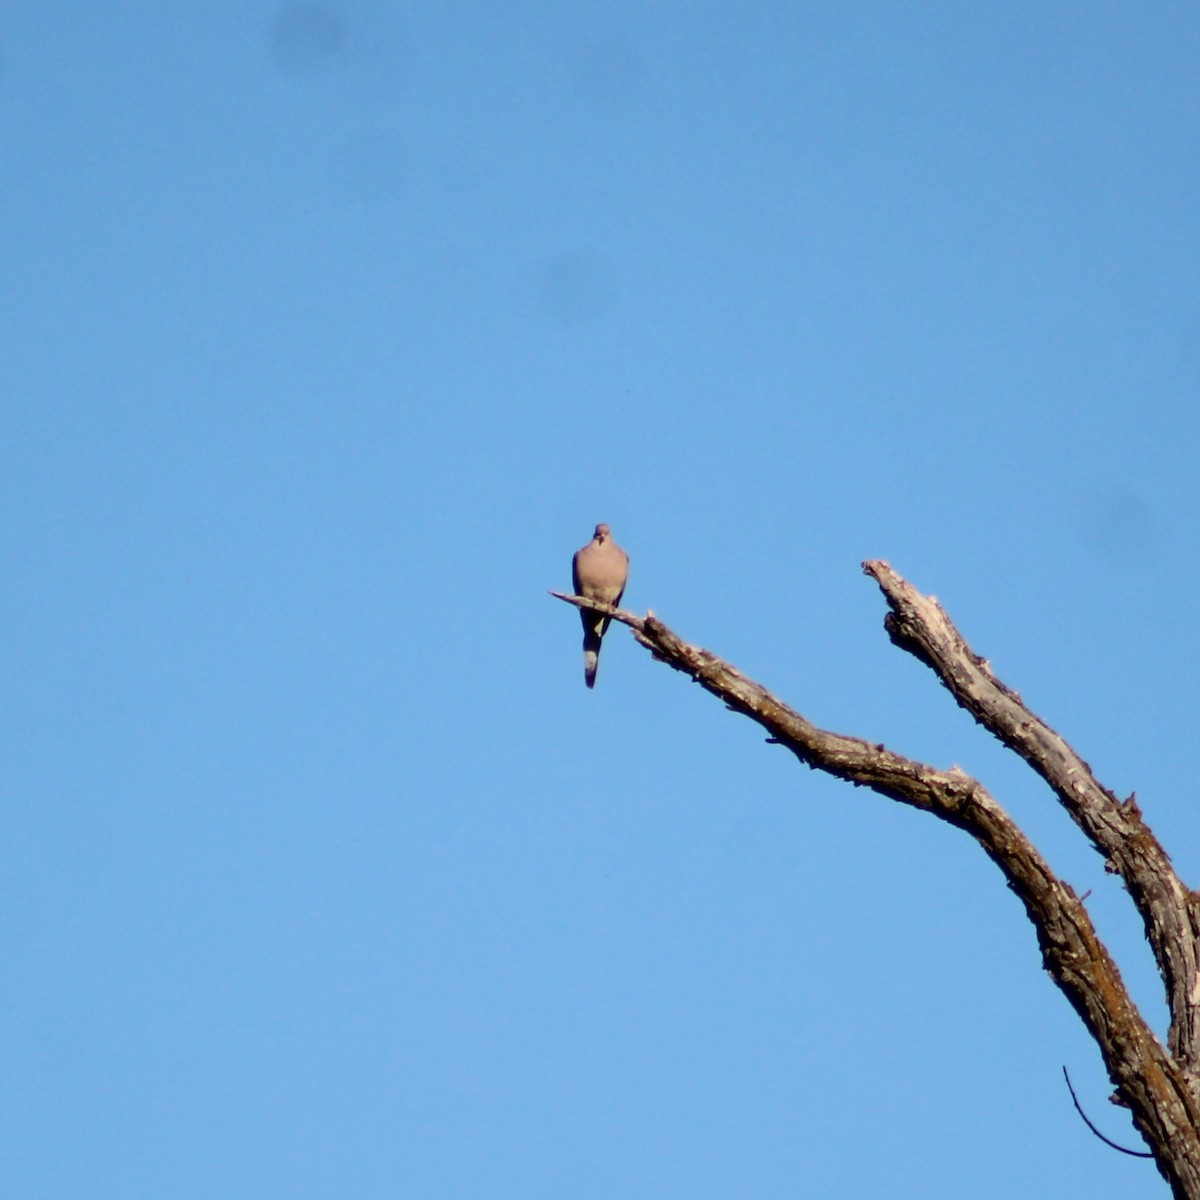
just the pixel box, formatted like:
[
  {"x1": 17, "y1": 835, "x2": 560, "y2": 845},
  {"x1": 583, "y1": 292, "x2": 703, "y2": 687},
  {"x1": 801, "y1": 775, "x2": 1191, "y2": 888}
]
[
  {"x1": 552, "y1": 572, "x2": 1200, "y2": 1198},
  {"x1": 863, "y1": 560, "x2": 1200, "y2": 1081}
]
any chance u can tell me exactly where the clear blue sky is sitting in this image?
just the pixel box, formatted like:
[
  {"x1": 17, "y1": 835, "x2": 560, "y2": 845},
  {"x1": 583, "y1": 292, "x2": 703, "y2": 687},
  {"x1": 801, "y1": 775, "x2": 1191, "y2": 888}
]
[{"x1": 3, "y1": 3, "x2": 1198, "y2": 1196}]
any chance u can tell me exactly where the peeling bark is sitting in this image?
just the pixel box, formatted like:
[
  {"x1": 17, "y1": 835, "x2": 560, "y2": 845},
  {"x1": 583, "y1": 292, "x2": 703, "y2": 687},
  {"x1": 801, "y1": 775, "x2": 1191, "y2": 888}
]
[
  {"x1": 863, "y1": 561, "x2": 1200, "y2": 1080},
  {"x1": 552, "y1": 565, "x2": 1200, "y2": 1198}
]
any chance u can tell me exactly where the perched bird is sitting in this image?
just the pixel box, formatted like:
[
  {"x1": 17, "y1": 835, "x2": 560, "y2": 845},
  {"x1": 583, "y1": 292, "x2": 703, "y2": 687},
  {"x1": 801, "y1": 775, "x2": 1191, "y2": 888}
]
[{"x1": 571, "y1": 523, "x2": 629, "y2": 688}]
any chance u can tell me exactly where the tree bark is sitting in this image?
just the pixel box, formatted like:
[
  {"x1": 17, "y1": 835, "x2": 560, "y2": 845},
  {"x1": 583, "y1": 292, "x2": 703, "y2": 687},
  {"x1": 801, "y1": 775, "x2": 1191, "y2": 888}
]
[{"x1": 553, "y1": 561, "x2": 1200, "y2": 1198}]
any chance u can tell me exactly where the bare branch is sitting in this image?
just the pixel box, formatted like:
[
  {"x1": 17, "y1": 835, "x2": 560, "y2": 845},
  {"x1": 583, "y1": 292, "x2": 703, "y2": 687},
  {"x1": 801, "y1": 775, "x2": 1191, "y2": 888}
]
[
  {"x1": 1063, "y1": 1066, "x2": 1154, "y2": 1158},
  {"x1": 862, "y1": 560, "x2": 1200, "y2": 1078},
  {"x1": 551, "y1": 584, "x2": 1200, "y2": 1197}
]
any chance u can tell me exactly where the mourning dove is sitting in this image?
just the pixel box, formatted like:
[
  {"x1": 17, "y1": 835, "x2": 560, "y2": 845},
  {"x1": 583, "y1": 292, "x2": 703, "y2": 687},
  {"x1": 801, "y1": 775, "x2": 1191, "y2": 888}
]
[{"x1": 572, "y1": 522, "x2": 629, "y2": 688}]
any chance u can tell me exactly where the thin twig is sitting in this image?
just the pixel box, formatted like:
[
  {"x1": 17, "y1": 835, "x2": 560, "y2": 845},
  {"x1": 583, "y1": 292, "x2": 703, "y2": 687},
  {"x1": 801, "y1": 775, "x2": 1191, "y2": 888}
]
[{"x1": 1063, "y1": 1066, "x2": 1153, "y2": 1158}]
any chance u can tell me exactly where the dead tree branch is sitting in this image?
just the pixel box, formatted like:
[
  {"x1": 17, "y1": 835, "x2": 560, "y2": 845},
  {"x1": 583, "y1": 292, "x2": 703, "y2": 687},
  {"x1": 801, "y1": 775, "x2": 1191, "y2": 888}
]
[
  {"x1": 864, "y1": 561, "x2": 1200, "y2": 1076},
  {"x1": 551, "y1": 569, "x2": 1200, "y2": 1199}
]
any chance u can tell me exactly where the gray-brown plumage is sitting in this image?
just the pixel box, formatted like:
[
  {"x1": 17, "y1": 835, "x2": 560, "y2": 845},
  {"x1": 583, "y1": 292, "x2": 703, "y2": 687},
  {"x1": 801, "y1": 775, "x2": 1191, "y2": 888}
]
[{"x1": 571, "y1": 523, "x2": 629, "y2": 688}]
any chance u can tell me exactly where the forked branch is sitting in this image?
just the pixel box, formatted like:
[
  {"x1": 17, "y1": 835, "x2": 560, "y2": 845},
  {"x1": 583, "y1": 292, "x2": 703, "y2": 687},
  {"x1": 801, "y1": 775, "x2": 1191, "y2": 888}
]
[
  {"x1": 552, "y1": 569, "x2": 1200, "y2": 1199},
  {"x1": 863, "y1": 561, "x2": 1200, "y2": 1073}
]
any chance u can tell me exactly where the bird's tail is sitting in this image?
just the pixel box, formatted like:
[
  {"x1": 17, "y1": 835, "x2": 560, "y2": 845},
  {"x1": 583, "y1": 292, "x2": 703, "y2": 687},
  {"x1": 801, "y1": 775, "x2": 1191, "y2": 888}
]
[{"x1": 582, "y1": 629, "x2": 602, "y2": 688}]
